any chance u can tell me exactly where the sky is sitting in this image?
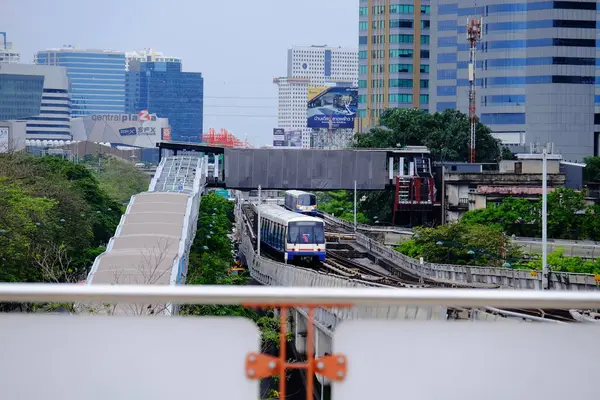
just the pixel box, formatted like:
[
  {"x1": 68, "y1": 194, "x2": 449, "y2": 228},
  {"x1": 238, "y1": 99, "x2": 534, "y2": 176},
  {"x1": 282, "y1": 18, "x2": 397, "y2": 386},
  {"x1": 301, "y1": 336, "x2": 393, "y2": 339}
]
[{"x1": 1, "y1": 0, "x2": 359, "y2": 147}]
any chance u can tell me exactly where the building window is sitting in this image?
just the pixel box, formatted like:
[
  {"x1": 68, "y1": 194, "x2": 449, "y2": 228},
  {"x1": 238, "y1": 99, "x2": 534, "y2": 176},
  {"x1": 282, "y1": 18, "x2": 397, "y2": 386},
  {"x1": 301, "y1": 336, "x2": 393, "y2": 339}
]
[
  {"x1": 390, "y1": 34, "x2": 414, "y2": 44},
  {"x1": 420, "y1": 94, "x2": 429, "y2": 104},
  {"x1": 358, "y1": 109, "x2": 367, "y2": 118},
  {"x1": 359, "y1": 21, "x2": 368, "y2": 30},
  {"x1": 480, "y1": 113, "x2": 526, "y2": 125},
  {"x1": 390, "y1": 64, "x2": 413, "y2": 73},
  {"x1": 420, "y1": 80, "x2": 429, "y2": 88},
  {"x1": 553, "y1": 1, "x2": 596, "y2": 10},
  {"x1": 389, "y1": 94, "x2": 413, "y2": 103},
  {"x1": 359, "y1": 7, "x2": 368, "y2": 15},
  {"x1": 359, "y1": 36, "x2": 368, "y2": 45},
  {"x1": 389, "y1": 79, "x2": 413, "y2": 88},
  {"x1": 390, "y1": 19, "x2": 413, "y2": 28},
  {"x1": 420, "y1": 65, "x2": 430, "y2": 73},
  {"x1": 390, "y1": 49, "x2": 414, "y2": 58},
  {"x1": 421, "y1": 5, "x2": 430, "y2": 14},
  {"x1": 421, "y1": 20, "x2": 431, "y2": 29},
  {"x1": 358, "y1": 80, "x2": 367, "y2": 88},
  {"x1": 553, "y1": 38, "x2": 596, "y2": 47},
  {"x1": 436, "y1": 102, "x2": 457, "y2": 111},
  {"x1": 359, "y1": 51, "x2": 367, "y2": 60},
  {"x1": 390, "y1": 4, "x2": 414, "y2": 14},
  {"x1": 437, "y1": 86, "x2": 457, "y2": 96},
  {"x1": 359, "y1": 65, "x2": 367, "y2": 74},
  {"x1": 373, "y1": 5, "x2": 386, "y2": 14},
  {"x1": 421, "y1": 35, "x2": 430, "y2": 44}
]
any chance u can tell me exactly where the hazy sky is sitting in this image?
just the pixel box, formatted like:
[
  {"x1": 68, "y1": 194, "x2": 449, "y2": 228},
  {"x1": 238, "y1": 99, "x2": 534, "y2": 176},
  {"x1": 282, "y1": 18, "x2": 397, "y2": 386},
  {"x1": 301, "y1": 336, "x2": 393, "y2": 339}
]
[{"x1": 2, "y1": 0, "x2": 359, "y2": 146}]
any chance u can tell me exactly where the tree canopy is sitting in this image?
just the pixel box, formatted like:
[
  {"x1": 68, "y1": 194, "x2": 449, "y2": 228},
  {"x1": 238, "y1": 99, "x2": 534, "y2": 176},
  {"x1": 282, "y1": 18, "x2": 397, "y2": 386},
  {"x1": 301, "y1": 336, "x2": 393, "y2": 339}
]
[
  {"x1": 316, "y1": 190, "x2": 368, "y2": 224},
  {"x1": 354, "y1": 108, "x2": 502, "y2": 163},
  {"x1": 0, "y1": 154, "x2": 124, "y2": 286},
  {"x1": 397, "y1": 222, "x2": 521, "y2": 267},
  {"x1": 584, "y1": 156, "x2": 600, "y2": 183},
  {"x1": 461, "y1": 189, "x2": 599, "y2": 240}
]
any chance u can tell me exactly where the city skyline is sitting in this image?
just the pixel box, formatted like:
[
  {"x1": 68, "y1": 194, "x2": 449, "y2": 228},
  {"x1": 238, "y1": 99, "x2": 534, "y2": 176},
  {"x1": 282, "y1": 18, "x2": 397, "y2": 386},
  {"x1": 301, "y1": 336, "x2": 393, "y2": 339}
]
[{"x1": 2, "y1": 0, "x2": 359, "y2": 147}]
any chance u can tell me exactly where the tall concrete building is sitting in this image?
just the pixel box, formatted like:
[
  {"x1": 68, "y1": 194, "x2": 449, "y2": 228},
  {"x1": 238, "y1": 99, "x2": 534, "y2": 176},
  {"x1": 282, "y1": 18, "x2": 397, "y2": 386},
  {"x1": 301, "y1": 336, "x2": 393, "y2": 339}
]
[
  {"x1": 0, "y1": 63, "x2": 71, "y2": 140},
  {"x1": 0, "y1": 32, "x2": 20, "y2": 63},
  {"x1": 275, "y1": 45, "x2": 359, "y2": 148},
  {"x1": 125, "y1": 49, "x2": 181, "y2": 71},
  {"x1": 35, "y1": 47, "x2": 126, "y2": 117},
  {"x1": 357, "y1": 0, "x2": 432, "y2": 130},
  {"x1": 429, "y1": 0, "x2": 599, "y2": 161}
]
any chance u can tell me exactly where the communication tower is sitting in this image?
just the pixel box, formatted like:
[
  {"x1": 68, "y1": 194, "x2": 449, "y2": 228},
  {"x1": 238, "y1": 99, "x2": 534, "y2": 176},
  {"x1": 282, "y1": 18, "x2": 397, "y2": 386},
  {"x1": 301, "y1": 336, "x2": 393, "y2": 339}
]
[{"x1": 466, "y1": 16, "x2": 482, "y2": 163}]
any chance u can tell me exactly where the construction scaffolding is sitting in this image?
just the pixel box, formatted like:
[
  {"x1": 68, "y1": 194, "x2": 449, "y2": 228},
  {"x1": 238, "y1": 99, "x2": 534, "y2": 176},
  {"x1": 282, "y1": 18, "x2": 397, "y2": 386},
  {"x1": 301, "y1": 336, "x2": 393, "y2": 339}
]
[{"x1": 203, "y1": 128, "x2": 250, "y2": 148}]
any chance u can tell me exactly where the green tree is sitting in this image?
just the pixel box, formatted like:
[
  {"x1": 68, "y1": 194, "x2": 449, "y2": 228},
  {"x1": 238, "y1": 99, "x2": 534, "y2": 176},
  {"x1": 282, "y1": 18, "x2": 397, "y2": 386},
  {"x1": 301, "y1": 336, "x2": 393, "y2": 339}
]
[
  {"x1": 316, "y1": 190, "x2": 368, "y2": 224},
  {"x1": 462, "y1": 197, "x2": 540, "y2": 237},
  {"x1": 82, "y1": 156, "x2": 150, "y2": 204},
  {"x1": 397, "y1": 222, "x2": 521, "y2": 267},
  {"x1": 354, "y1": 108, "x2": 502, "y2": 163},
  {"x1": 583, "y1": 156, "x2": 600, "y2": 183}
]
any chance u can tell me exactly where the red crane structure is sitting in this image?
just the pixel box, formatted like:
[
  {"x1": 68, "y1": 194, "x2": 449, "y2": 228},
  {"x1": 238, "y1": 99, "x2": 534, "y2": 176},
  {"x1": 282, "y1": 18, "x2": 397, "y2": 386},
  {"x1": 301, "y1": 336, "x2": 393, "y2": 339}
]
[
  {"x1": 203, "y1": 128, "x2": 250, "y2": 148},
  {"x1": 466, "y1": 16, "x2": 482, "y2": 163}
]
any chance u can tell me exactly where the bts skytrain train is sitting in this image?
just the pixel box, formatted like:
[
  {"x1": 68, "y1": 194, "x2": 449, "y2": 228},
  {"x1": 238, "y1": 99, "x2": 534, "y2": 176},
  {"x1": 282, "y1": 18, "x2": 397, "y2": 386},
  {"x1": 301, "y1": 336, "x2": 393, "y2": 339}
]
[
  {"x1": 284, "y1": 190, "x2": 318, "y2": 215},
  {"x1": 253, "y1": 204, "x2": 325, "y2": 263}
]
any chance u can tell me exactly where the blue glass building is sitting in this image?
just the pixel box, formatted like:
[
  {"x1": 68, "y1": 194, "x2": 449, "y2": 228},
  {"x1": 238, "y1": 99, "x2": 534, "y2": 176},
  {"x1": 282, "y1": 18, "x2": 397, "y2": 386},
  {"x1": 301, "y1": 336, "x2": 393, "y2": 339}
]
[
  {"x1": 126, "y1": 60, "x2": 203, "y2": 142},
  {"x1": 430, "y1": 0, "x2": 599, "y2": 161},
  {"x1": 34, "y1": 48, "x2": 126, "y2": 117}
]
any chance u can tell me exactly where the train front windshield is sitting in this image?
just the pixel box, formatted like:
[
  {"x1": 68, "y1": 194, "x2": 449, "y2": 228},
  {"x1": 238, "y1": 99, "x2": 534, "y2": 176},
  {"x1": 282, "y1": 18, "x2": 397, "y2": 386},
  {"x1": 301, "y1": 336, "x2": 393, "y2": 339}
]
[
  {"x1": 288, "y1": 222, "x2": 325, "y2": 244},
  {"x1": 298, "y1": 194, "x2": 317, "y2": 206}
]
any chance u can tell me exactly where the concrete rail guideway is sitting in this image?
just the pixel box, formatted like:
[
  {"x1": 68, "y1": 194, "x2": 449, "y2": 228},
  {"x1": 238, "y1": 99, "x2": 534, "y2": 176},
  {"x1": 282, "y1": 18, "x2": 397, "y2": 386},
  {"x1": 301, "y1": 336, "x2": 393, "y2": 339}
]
[{"x1": 85, "y1": 154, "x2": 207, "y2": 314}]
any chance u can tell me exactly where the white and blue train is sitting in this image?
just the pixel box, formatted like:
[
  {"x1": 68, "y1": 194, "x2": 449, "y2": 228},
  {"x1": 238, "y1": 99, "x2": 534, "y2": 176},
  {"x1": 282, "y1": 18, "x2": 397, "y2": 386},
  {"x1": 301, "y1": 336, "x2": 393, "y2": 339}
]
[
  {"x1": 284, "y1": 190, "x2": 318, "y2": 215},
  {"x1": 253, "y1": 204, "x2": 325, "y2": 263}
]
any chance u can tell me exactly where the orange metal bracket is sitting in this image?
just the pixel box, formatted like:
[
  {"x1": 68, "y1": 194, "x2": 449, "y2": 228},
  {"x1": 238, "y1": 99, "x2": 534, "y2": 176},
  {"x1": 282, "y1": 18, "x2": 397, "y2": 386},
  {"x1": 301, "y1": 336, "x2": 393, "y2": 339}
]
[
  {"x1": 245, "y1": 353, "x2": 279, "y2": 379},
  {"x1": 314, "y1": 354, "x2": 348, "y2": 381},
  {"x1": 243, "y1": 305, "x2": 349, "y2": 400}
]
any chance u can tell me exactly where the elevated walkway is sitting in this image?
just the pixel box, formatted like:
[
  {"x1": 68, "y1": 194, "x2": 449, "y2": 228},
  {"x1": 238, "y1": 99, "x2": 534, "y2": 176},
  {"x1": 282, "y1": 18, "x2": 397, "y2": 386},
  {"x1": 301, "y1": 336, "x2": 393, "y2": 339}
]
[{"x1": 86, "y1": 155, "x2": 206, "y2": 314}]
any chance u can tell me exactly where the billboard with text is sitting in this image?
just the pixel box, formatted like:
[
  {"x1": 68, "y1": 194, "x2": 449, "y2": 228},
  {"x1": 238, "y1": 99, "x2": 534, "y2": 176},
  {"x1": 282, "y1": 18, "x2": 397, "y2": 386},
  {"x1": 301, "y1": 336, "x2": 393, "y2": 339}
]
[
  {"x1": 273, "y1": 128, "x2": 285, "y2": 147},
  {"x1": 307, "y1": 87, "x2": 357, "y2": 129}
]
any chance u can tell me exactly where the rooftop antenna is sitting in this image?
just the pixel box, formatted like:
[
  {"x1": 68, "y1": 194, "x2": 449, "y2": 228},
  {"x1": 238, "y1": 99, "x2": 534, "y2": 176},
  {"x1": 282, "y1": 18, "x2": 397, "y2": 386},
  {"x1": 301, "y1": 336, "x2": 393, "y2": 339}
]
[{"x1": 466, "y1": 13, "x2": 483, "y2": 163}]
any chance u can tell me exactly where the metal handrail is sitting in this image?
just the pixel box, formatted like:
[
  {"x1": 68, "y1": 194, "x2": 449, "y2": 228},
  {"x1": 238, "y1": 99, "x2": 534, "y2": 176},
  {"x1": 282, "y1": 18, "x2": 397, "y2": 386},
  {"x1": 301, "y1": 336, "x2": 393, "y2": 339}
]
[{"x1": 0, "y1": 284, "x2": 599, "y2": 309}]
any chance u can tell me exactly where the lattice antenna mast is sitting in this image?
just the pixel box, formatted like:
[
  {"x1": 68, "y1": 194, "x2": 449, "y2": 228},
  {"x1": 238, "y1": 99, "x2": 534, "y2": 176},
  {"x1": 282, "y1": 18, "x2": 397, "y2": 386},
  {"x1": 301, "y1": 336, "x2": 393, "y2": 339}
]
[{"x1": 466, "y1": 16, "x2": 482, "y2": 163}]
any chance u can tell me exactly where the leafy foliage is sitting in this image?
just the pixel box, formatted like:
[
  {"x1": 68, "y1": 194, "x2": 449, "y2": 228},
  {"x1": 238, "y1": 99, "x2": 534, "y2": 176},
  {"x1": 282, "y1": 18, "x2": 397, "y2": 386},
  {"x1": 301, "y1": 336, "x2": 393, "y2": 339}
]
[
  {"x1": 182, "y1": 193, "x2": 290, "y2": 349},
  {"x1": 354, "y1": 108, "x2": 502, "y2": 163},
  {"x1": 396, "y1": 222, "x2": 521, "y2": 267},
  {"x1": 583, "y1": 156, "x2": 600, "y2": 183},
  {"x1": 461, "y1": 189, "x2": 596, "y2": 240},
  {"x1": 316, "y1": 190, "x2": 368, "y2": 224},
  {"x1": 0, "y1": 153, "x2": 123, "y2": 285},
  {"x1": 525, "y1": 249, "x2": 600, "y2": 274}
]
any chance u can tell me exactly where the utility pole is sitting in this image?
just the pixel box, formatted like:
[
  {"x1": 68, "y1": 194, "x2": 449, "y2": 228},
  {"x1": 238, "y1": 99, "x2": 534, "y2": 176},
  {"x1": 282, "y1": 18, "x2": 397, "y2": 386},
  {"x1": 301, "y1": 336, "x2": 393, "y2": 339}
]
[
  {"x1": 466, "y1": 16, "x2": 482, "y2": 163},
  {"x1": 542, "y1": 148, "x2": 548, "y2": 289},
  {"x1": 257, "y1": 185, "x2": 262, "y2": 257},
  {"x1": 353, "y1": 180, "x2": 357, "y2": 231}
]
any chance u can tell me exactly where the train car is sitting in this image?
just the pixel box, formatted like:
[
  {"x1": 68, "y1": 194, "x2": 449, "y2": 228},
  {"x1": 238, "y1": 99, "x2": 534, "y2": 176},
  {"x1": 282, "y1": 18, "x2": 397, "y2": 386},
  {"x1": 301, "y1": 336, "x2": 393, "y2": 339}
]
[
  {"x1": 253, "y1": 204, "x2": 325, "y2": 263},
  {"x1": 284, "y1": 190, "x2": 318, "y2": 215}
]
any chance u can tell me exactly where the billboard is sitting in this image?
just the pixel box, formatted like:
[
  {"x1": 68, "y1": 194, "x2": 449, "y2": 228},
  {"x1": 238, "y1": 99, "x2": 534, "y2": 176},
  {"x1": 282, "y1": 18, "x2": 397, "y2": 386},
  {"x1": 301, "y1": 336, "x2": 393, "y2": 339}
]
[
  {"x1": 273, "y1": 128, "x2": 285, "y2": 147},
  {"x1": 71, "y1": 114, "x2": 170, "y2": 149},
  {"x1": 285, "y1": 130, "x2": 302, "y2": 147},
  {"x1": 0, "y1": 127, "x2": 8, "y2": 153},
  {"x1": 307, "y1": 86, "x2": 358, "y2": 129}
]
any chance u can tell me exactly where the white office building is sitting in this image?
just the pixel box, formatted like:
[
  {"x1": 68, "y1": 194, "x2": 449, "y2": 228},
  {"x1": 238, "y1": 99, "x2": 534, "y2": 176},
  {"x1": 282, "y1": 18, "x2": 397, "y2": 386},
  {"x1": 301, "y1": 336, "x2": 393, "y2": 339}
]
[
  {"x1": 274, "y1": 45, "x2": 358, "y2": 148},
  {"x1": 0, "y1": 32, "x2": 20, "y2": 63}
]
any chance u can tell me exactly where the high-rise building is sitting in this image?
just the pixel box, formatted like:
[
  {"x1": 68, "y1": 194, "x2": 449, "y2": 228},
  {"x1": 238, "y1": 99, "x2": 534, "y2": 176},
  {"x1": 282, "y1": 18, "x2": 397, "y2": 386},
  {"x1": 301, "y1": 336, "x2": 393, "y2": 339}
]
[
  {"x1": 429, "y1": 0, "x2": 599, "y2": 161},
  {"x1": 0, "y1": 63, "x2": 71, "y2": 140},
  {"x1": 357, "y1": 1, "x2": 432, "y2": 130},
  {"x1": 34, "y1": 47, "x2": 126, "y2": 117},
  {"x1": 125, "y1": 49, "x2": 182, "y2": 71},
  {"x1": 0, "y1": 32, "x2": 20, "y2": 63},
  {"x1": 126, "y1": 59, "x2": 203, "y2": 143},
  {"x1": 275, "y1": 45, "x2": 359, "y2": 148}
]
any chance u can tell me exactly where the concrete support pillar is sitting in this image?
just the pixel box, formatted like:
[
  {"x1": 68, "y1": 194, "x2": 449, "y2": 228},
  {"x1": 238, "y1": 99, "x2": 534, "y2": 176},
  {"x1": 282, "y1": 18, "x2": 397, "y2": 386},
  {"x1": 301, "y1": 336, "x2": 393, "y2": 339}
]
[{"x1": 293, "y1": 309, "x2": 307, "y2": 355}]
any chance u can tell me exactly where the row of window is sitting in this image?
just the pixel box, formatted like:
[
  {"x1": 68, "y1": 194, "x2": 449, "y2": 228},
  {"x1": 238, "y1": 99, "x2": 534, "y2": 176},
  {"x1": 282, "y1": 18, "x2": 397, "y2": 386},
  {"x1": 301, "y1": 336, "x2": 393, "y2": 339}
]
[
  {"x1": 358, "y1": 108, "x2": 429, "y2": 118},
  {"x1": 360, "y1": 35, "x2": 430, "y2": 45},
  {"x1": 448, "y1": 57, "x2": 597, "y2": 69},
  {"x1": 443, "y1": 1, "x2": 596, "y2": 17},
  {"x1": 455, "y1": 38, "x2": 596, "y2": 52},
  {"x1": 359, "y1": 64, "x2": 430, "y2": 74},
  {"x1": 480, "y1": 113, "x2": 526, "y2": 125},
  {"x1": 361, "y1": 78, "x2": 430, "y2": 88},
  {"x1": 366, "y1": 4, "x2": 431, "y2": 14},
  {"x1": 437, "y1": 75, "x2": 596, "y2": 95},
  {"x1": 360, "y1": 49, "x2": 430, "y2": 60},
  {"x1": 482, "y1": 95, "x2": 526, "y2": 106},
  {"x1": 359, "y1": 20, "x2": 430, "y2": 30}
]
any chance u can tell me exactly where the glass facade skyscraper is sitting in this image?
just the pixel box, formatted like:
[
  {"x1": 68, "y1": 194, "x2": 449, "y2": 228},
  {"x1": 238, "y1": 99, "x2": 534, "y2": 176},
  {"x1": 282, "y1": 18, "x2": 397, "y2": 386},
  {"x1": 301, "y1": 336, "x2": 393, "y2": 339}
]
[
  {"x1": 430, "y1": 0, "x2": 599, "y2": 161},
  {"x1": 34, "y1": 48, "x2": 126, "y2": 117},
  {"x1": 358, "y1": 0, "x2": 431, "y2": 131},
  {"x1": 126, "y1": 60, "x2": 203, "y2": 142}
]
